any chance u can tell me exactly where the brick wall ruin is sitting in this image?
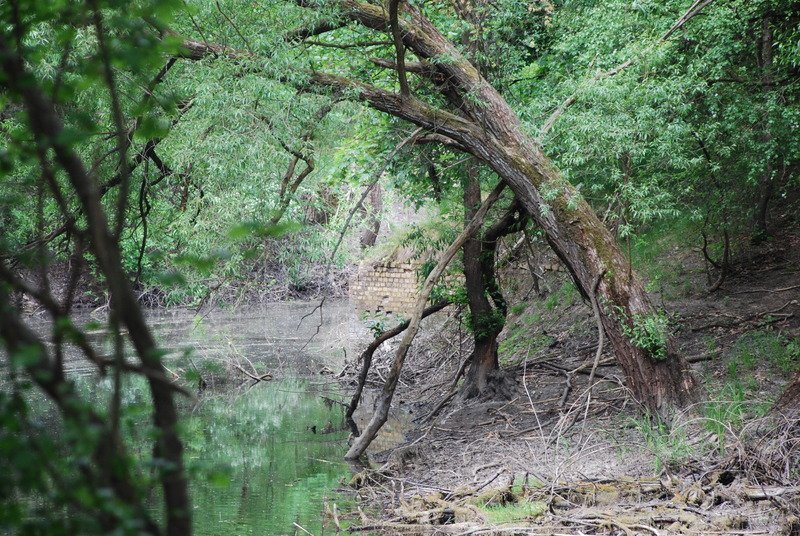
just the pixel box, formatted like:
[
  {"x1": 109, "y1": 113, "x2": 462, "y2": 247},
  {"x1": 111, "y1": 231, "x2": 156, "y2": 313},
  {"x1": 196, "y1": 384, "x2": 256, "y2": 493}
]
[
  {"x1": 349, "y1": 261, "x2": 421, "y2": 314},
  {"x1": 349, "y1": 242, "x2": 569, "y2": 315}
]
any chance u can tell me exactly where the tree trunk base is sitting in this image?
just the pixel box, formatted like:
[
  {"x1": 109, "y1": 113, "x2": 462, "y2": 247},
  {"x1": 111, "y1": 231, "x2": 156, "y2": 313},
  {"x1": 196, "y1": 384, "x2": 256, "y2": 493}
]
[
  {"x1": 775, "y1": 372, "x2": 800, "y2": 417},
  {"x1": 459, "y1": 368, "x2": 517, "y2": 401}
]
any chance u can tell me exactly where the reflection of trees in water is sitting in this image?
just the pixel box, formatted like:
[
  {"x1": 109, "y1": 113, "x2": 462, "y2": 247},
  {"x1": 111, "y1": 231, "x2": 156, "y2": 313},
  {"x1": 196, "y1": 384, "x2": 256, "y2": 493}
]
[{"x1": 185, "y1": 379, "x2": 350, "y2": 535}]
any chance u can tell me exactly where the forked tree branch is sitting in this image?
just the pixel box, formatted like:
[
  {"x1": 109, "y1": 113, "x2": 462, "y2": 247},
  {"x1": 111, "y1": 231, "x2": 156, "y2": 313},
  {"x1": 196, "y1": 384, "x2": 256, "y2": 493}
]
[
  {"x1": 345, "y1": 180, "x2": 507, "y2": 459},
  {"x1": 345, "y1": 299, "x2": 452, "y2": 435}
]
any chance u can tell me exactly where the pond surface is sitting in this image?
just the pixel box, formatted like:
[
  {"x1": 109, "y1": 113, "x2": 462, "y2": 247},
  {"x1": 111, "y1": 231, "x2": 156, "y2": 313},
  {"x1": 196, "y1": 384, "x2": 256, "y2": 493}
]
[
  {"x1": 151, "y1": 302, "x2": 364, "y2": 536},
  {"x1": 25, "y1": 301, "x2": 371, "y2": 535},
  {"x1": 186, "y1": 377, "x2": 351, "y2": 535}
]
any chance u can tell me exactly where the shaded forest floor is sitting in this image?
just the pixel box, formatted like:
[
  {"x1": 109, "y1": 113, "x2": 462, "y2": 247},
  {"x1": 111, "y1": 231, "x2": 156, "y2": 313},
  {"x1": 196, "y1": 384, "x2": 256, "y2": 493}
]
[{"x1": 338, "y1": 224, "x2": 800, "y2": 535}]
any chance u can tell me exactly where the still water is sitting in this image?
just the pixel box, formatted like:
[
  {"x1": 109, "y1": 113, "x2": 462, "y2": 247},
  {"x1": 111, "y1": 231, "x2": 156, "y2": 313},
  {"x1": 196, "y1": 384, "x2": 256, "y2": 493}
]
[
  {"x1": 40, "y1": 301, "x2": 369, "y2": 535},
  {"x1": 186, "y1": 378, "x2": 351, "y2": 535},
  {"x1": 153, "y1": 302, "x2": 364, "y2": 536}
]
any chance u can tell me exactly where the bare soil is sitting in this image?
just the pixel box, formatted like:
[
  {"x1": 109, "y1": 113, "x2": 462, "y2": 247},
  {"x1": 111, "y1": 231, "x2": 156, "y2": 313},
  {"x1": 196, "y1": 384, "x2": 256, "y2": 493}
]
[{"x1": 338, "y1": 229, "x2": 800, "y2": 535}]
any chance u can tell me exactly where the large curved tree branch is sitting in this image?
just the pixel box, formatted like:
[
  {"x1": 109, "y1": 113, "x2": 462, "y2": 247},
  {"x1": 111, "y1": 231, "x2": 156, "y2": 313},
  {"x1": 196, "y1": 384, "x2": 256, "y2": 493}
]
[{"x1": 303, "y1": 71, "x2": 490, "y2": 151}]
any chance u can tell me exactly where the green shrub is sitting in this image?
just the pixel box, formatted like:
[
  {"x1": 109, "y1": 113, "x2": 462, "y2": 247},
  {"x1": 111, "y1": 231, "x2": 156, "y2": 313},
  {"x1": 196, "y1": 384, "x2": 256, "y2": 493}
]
[{"x1": 619, "y1": 310, "x2": 670, "y2": 361}]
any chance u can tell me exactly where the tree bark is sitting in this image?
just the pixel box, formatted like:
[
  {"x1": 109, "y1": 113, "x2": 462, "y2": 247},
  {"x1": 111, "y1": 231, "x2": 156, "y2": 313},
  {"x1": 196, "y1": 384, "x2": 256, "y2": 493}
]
[
  {"x1": 296, "y1": 0, "x2": 697, "y2": 415},
  {"x1": 345, "y1": 181, "x2": 506, "y2": 459},
  {"x1": 459, "y1": 162, "x2": 522, "y2": 399},
  {"x1": 461, "y1": 162, "x2": 501, "y2": 398}
]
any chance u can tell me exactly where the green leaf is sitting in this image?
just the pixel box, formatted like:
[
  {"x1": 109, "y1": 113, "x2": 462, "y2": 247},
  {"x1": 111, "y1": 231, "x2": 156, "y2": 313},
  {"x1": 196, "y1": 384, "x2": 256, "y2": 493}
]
[
  {"x1": 227, "y1": 221, "x2": 299, "y2": 240},
  {"x1": 135, "y1": 115, "x2": 171, "y2": 141}
]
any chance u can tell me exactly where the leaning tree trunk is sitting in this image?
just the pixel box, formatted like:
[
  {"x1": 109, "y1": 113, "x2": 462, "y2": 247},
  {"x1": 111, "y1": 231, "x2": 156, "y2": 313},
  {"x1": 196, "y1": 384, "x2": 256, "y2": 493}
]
[
  {"x1": 345, "y1": 299, "x2": 451, "y2": 435},
  {"x1": 298, "y1": 0, "x2": 697, "y2": 416},
  {"x1": 455, "y1": 0, "x2": 504, "y2": 400}
]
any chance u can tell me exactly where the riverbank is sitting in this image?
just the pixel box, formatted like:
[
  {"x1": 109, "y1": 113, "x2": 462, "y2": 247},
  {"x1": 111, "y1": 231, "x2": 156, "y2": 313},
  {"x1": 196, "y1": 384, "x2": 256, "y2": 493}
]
[
  {"x1": 11, "y1": 255, "x2": 351, "y2": 313},
  {"x1": 334, "y1": 232, "x2": 800, "y2": 535}
]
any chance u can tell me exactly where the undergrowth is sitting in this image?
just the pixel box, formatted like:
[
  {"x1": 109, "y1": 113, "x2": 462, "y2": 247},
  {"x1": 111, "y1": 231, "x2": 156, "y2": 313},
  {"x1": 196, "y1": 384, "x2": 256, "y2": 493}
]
[
  {"x1": 628, "y1": 417, "x2": 693, "y2": 473},
  {"x1": 703, "y1": 329, "x2": 800, "y2": 448},
  {"x1": 479, "y1": 501, "x2": 546, "y2": 524},
  {"x1": 627, "y1": 329, "x2": 800, "y2": 469}
]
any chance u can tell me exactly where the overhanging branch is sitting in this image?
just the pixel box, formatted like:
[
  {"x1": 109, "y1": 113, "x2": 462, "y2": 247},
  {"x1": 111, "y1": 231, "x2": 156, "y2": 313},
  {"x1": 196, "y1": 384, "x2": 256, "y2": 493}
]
[{"x1": 304, "y1": 70, "x2": 487, "y2": 150}]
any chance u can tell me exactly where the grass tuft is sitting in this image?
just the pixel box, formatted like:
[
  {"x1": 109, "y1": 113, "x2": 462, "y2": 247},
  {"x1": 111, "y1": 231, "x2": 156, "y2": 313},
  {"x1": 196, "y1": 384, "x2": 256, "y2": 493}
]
[{"x1": 480, "y1": 501, "x2": 546, "y2": 524}]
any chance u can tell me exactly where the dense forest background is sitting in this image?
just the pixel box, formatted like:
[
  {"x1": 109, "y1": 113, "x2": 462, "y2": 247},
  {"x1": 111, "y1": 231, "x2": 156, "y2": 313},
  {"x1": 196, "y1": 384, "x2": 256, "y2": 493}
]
[{"x1": 1, "y1": 0, "x2": 799, "y2": 534}]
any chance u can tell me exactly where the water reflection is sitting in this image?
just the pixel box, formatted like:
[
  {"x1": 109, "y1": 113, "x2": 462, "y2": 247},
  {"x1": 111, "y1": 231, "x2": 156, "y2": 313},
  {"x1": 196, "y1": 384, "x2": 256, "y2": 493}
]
[
  {"x1": 12, "y1": 301, "x2": 367, "y2": 535},
  {"x1": 167, "y1": 302, "x2": 363, "y2": 535},
  {"x1": 186, "y1": 379, "x2": 351, "y2": 535}
]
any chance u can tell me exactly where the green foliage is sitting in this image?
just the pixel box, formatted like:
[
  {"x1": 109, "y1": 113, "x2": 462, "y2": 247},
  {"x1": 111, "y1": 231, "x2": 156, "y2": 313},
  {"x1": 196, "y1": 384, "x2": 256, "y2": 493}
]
[
  {"x1": 702, "y1": 330, "x2": 798, "y2": 448},
  {"x1": 629, "y1": 417, "x2": 693, "y2": 473},
  {"x1": 0, "y1": 372, "x2": 163, "y2": 534},
  {"x1": 703, "y1": 381, "x2": 750, "y2": 450},
  {"x1": 630, "y1": 217, "x2": 700, "y2": 296},
  {"x1": 360, "y1": 311, "x2": 392, "y2": 339},
  {"x1": 513, "y1": 0, "x2": 800, "y2": 246},
  {"x1": 498, "y1": 309, "x2": 553, "y2": 365},
  {"x1": 509, "y1": 302, "x2": 527, "y2": 316},
  {"x1": 618, "y1": 310, "x2": 671, "y2": 361},
  {"x1": 3, "y1": 0, "x2": 800, "y2": 530},
  {"x1": 0, "y1": 0, "x2": 198, "y2": 531}
]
